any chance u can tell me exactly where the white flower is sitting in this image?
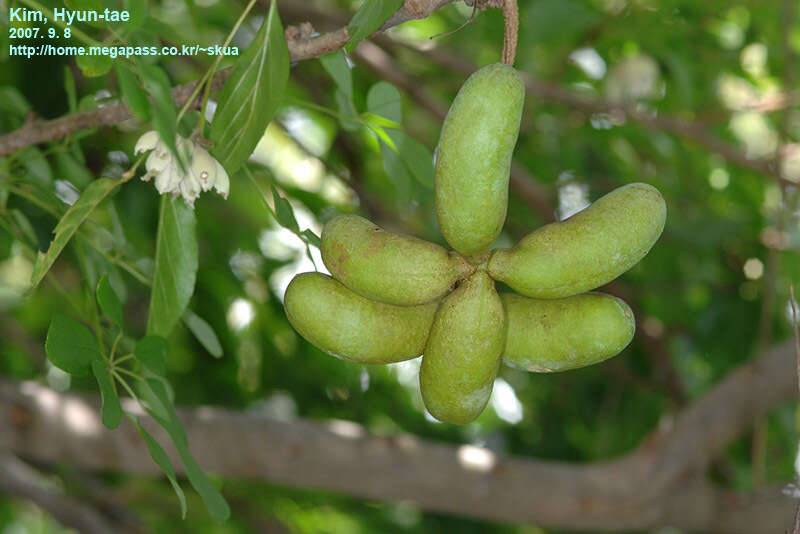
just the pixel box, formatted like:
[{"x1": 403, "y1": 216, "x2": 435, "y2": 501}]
[{"x1": 133, "y1": 130, "x2": 230, "y2": 208}]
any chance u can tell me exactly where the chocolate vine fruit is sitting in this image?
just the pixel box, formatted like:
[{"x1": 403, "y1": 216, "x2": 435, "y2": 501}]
[
  {"x1": 435, "y1": 63, "x2": 525, "y2": 258},
  {"x1": 488, "y1": 183, "x2": 666, "y2": 299},
  {"x1": 501, "y1": 292, "x2": 635, "y2": 372},
  {"x1": 284, "y1": 273, "x2": 438, "y2": 364},
  {"x1": 419, "y1": 271, "x2": 505, "y2": 424},
  {"x1": 321, "y1": 214, "x2": 473, "y2": 306},
  {"x1": 283, "y1": 59, "x2": 667, "y2": 425}
]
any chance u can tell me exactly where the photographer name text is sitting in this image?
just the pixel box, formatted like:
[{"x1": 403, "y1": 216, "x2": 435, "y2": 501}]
[{"x1": 10, "y1": 7, "x2": 131, "y2": 25}]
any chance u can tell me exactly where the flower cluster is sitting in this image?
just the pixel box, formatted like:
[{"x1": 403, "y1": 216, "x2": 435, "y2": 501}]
[{"x1": 134, "y1": 130, "x2": 229, "y2": 207}]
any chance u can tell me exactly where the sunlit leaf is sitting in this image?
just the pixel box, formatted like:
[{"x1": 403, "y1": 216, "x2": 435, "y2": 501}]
[{"x1": 210, "y1": 0, "x2": 289, "y2": 175}]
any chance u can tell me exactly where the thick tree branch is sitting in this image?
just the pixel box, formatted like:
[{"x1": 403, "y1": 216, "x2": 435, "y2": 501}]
[{"x1": 0, "y1": 340, "x2": 796, "y2": 533}]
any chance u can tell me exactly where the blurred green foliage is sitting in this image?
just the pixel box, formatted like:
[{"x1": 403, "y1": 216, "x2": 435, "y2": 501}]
[{"x1": 1, "y1": 0, "x2": 799, "y2": 532}]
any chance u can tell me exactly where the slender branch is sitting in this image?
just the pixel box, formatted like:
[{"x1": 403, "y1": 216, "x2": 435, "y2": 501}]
[{"x1": 0, "y1": 340, "x2": 797, "y2": 533}]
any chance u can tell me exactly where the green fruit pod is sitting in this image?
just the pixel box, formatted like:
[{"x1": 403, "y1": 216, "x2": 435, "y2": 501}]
[
  {"x1": 284, "y1": 273, "x2": 437, "y2": 364},
  {"x1": 488, "y1": 183, "x2": 666, "y2": 298},
  {"x1": 435, "y1": 63, "x2": 525, "y2": 258},
  {"x1": 419, "y1": 271, "x2": 505, "y2": 424},
  {"x1": 502, "y1": 292, "x2": 635, "y2": 373},
  {"x1": 321, "y1": 214, "x2": 473, "y2": 306}
]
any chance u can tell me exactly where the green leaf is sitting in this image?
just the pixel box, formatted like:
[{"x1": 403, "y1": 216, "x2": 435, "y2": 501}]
[
  {"x1": 334, "y1": 89, "x2": 360, "y2": 132},
  {"x1": 366, "y1": 122, "x2": 397, "y2": 151},
  {"x1": 388, "y1": 130, "x2": 434, "y2": 188},
  {"x1": 183, "y1": 311, "x2": 223, "y2": 358},
  {"x1": 524, "y1": 0, "x2": 599, "y2": 44},
  {"x1": 366, "y1": 82, "x2": 402, "y2": 123},
  {"x1": 135, "y1": 335, "x2": 168, "y2": 375},
  {"x1": 137, "y1": 378, "x2": 172, "y2": 422},
  {"x1": 97, "y1": 274, "x2": 124, "y2": 326},
  {"x1": 92, "y1": 359, "x2": 122, "y2": 429},
  {"x1": 301, "y1": 229, "x2": 321, "y2": 248},
  {"x1": 76, "y1": 54, "x2": 112, "y2": 77},
  {"x1": 143, "y1": 380, "x2": 230, "y2": 523},
  {"x1": 271, "y1": 186, "x2": 299, "y2": 233},
  {"x1": 210, "y1": 0, "x2": 289, "y2": 175},
  {"x1": 126, "y1": 413, "x2": 187, "y2": 518},
  {"x1": 116, "y1": 64, "x2": 151, "y2": 121},
  {"x1": 54, "y1": 151, "x2": 93, "y2": 188},
  {"x1": 123, "y1": 0, "x2": 147, "y2": 31},
  {"x1": 138, "y1": 63, "x2": 179, "y2": 164},
  {"x1": 346, "y1": 0, "x2": 405, "y2": 52},
  {"x1": 20, "y1": 147, "x2": 52, "y2": 187},
  {"x1": 379, "y1": 139, "x2": 412, "y2": 200},
  {"x1": 45, "y1": 314, "x2": 100, "y2": 376},
  {"x1": 64, "y1": 67, "x2": 77, "y2": 112},
  {"x1": 0, "y1": 87, "x2": 31, "y2": 119},
  {"x1": 30, "y1": 178, "x2": 120, "y2": 290},
  {"x1": 319, "y1": 50, "x2": 352, "y2": 100},
  {"x1": 10, "y1": 209, "x2": 38, "y2": 247},
  {"x1": 146, "y1": 196, "x2": 198, "y2": 337},
  {"x1": 362, "y1": 112, "x2": 403, "y2": 132}
]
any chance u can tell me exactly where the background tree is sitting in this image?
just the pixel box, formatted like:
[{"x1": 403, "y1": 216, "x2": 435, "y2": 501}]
[{"x1": 1, "y1": 0, "x2": 800, "y2": 532}]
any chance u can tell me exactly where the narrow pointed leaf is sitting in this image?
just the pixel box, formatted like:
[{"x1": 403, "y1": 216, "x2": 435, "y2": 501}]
[
  {"x1": 126, "y1": 414, "x2": 187, "y2": 518},
  {"x1": 30, "y1": 178, "x2": 120, "y2": 289},
  {"x1": 346, "y1": 0, "x2": 405, "y2": 52},
  {"x1": 116, "y1": 64, "x2": 151, "y2": 120},
  {"x1": 92, "y1": 359, "x2": 122, "y2": 429},
  {"x1": 319, "y1": 50, "x2": 352, "y2": 100},
  {"x1": 183, "y1": 311, "x2": 223, "y2": 358},
  {"x1": 143, "y1": 380, "x2": 230, "y2": 523},
  {"x1": 146, "y1": 196, "x2": 198, "y2": 337},
  {"x1": 97, "y1": 273, "x2": 124, "y2": 326},
  {"x1": 271, "y1": 186, "x2": 299, "y2": 233},
  {"x1": 210, "y1": 1, "x2": 289, "y2": 175}
]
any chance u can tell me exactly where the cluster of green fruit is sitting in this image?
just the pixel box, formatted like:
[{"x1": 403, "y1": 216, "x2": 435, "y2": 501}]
[{"x1": 284, "y1": 63, "x2": 666, "y2": 424}]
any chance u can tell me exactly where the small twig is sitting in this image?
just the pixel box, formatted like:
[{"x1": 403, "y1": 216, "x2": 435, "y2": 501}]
[
  {"x1": 501, "y1": 0, "x2": 518, "y2": 65},
  {"x1": 429, "y1": 2, "x2": 478, "y2": 40}
]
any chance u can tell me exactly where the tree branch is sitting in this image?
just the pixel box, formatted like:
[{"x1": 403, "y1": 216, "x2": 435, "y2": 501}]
[
  {"x1": 0, "y1": 340, "x2": 796, "y2": 533},
  {"x1": 0, "y1": 453, "x2": 128, "y2": 533}
]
